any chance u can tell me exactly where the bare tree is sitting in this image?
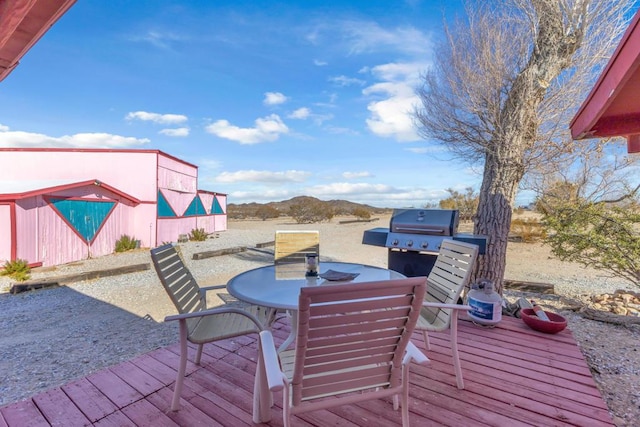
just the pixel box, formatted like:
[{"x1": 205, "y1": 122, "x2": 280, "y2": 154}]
[
  {"x1": 415, "y1": 0, "x2": 635, "y2": 293},
  {"x1": 533, "y1": 138, "x2": 640, "y2": 213}
]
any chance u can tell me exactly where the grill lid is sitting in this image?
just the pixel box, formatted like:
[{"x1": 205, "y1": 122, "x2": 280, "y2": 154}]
[{"x1": 389, "y1": 209, "x2": 459, "y2": 236}]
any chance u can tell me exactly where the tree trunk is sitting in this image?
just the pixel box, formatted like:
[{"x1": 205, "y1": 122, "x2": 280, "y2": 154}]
[{"x1": 474, "y1": 148, "x2": 523, "y2": 294}]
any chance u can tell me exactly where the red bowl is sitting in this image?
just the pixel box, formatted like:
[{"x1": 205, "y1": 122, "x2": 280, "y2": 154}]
[{"x1": 520, "y1": 308, "x2": 567, "y2": 334}]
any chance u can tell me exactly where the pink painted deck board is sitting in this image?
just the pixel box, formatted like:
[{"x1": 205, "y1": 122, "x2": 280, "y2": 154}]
[
  {"x1": 109, "y1": 361, "x2": 165, "y2": 396},
  {"x1": 0, "y1": 316, "x2": 613, "y2": 426},
  {"x1": 60, "y1": 378, "x2": 118, "y2": 423},
  {"x1": 85, "y1": 370, "x2": 142, "y2": 409},
  {"x1": 31, "y1": 388, "x2": 90, "y2": 427}
]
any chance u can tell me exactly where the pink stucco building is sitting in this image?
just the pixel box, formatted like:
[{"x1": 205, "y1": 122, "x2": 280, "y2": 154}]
[{"x1": 0, "y1": 148, "x2": 227, "y2": 267}]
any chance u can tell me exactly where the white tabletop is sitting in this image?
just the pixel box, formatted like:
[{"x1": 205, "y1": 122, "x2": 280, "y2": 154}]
[{"x1": 227, "y1": 261, "x2": 405, "y2": 311}]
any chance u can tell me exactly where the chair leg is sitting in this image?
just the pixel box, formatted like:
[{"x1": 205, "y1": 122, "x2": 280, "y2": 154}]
[
  {"x1": 195, "y1": 343, "x2": 204, "y2": 365},
  {"x1": 283, "y1": 384, "x2": 292, "y2": 427},
  {"x1": 171, "y1": 320, "x2": 189, "y2": 411},
  {"x1": 422, "y1": 330, "x2": 431, "y2": 350},
  {"x1": 450, "y1": 315, "x2": 464, "y2": 389},
  {"x1": 253, "y1": 340, "x2": 273, "y2": 423},
  {"x1": 401, "y1": 365, "x2": 410, "y2": 427}
]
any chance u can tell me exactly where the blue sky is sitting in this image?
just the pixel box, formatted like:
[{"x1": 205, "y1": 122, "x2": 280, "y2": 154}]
[{"x1": 0, "y1": 0, "x2": 523, "y2": 208}]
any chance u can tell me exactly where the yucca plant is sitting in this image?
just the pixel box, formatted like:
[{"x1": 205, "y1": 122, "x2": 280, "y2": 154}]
[
  {"x1": 188, "y1": 228, "x2": 208, "y2": 241},
  {"x1": 1, "y1": 259, "x2": 31, "y2": 282},
  {"x1": 114, "y1": 235, "x2": 138, "y2": 253}
]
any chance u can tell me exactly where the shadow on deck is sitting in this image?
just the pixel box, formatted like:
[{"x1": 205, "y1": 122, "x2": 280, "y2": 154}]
[{"x1": 0, "y1": 316, "x2": 613, "y2": 426}]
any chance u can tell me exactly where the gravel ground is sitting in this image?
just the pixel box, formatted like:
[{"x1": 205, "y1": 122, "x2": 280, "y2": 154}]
[{"x1": 0, "y1": 216, "x2": 638, "y2": 426}]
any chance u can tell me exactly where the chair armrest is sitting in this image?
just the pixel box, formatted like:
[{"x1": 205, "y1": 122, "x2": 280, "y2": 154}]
[
  {"x1": 403, "y1": 342, "x2": 430, "y2": 366},
  {"x1": 164, "y1": 306, "x2": 265, "y2": 330},
  {"x1": 259, "y1": 331, "x2": 285, "y2": 392},
  {"x1": 199, "y1": 284, "x2": 226, "y2": 301},
  {"x1": 200, "y1": 284, "x2": 227, "y2": 292},
  {"x1": 423, "y1": 302, "x2": 472, "y2": 311}
]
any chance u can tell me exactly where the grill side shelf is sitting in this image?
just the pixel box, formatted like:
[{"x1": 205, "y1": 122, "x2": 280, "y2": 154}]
[{"x1": 361, "y1": 228, "x2": 389, "y2": 247}]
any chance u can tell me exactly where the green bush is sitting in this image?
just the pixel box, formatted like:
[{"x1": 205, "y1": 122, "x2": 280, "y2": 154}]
[
  {"x1": 1, "y1": 259, "x2": 31, "y2": 282},
  {"x1": 115, "y1": 235, "x2": 138, "y2": 253},
  {"x1": 543, "y1": 202, "x2": 640, "y2": 287},
  {"x1": 188, "y1": 228, "x2": 208, "y2": 241}
]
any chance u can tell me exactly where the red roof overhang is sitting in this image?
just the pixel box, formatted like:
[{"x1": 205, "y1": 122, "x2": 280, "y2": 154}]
[
  {"x1": 0, "y1": 179, "x2": 141, "y2": 204},
  {"x1": 0, "y1": 0, "x2": 76, "y2": 82},
  {"x1": 570, "y1": 7, "x2": 640, "y2": 153}
]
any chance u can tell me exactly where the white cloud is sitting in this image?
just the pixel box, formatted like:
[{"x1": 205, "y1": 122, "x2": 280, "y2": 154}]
[
  {"x1": 405, "y1": 145, "x2": 446, "y2": 154},
  {"x1": 324, "y1": 125, "x2": 358, "y2": 135},
  {"x1": 205, "y1": 114, "x2": 289, "y2": 144},
  {"x1": 362, "y1": 62, "x2": 426, "y2": 142},
  {"x1": 371, "y1": 62, "x2": 424, "y2": 81},
  {"x1": 129, "y1": 30, "x2": 186, "y2": 49},
  {"x1": 215, "y1": 169, "x2": 311, "y2": 183},
  {"x1": 313, "y1": 113, "x2": 334, "y2": 126},
  {"x1": 0, "y1": 126, "x2": 149, "y2": 148},
  {"x1": 310, "y1": 182, "x2": 395, "y2": 196},
  {"x1": 198, "y1": 159, "x2": 223, "y2": 170},
  {"x1": 230, "y1": 188, "x2": 295, "y2": 202},
  {"x1": 341, "y1": 21, "x2": 431, "y2": 56},
  {"x1": 329, "y1": 75, "x2": 366, "y2": 87},
  {"x1": 263, "y1": 92, "x2": 288, "y2": 106},
  {"x1": 405, "y1": 147, "x2": 428, "y2": 154},
  {"x1": 342, "y1": 171, "x2": 373, "y2": 179},
  {"x1": 126, "y1": 111, "x2": 188, "y2": 124},
  {"x1": 159, "y1": 127, "x2": 189, "y2": 137},
  {"x1": 0, "y1": 124, "x2": 9, "y2": 132},
  {"x1": 314, "y1": 59, "x2": 328, "y2": 66},
  {"x1": 288, "y1": 108, "x2": 311, "y2": 119}
]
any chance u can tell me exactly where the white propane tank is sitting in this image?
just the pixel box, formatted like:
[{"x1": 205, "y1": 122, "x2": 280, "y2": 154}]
[{"x1": 467, "y1": 279, "x2": 502, "y2": 326}]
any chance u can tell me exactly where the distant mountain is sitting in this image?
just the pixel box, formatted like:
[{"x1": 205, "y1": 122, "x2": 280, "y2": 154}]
[{"x1": 227, "y1": 196, "x2": 390, "y2": 219}]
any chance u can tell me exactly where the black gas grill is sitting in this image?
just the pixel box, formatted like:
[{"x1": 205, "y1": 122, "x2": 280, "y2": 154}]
[{"x1": 362, "y1": 209, "x2": 487, "y2": 277}]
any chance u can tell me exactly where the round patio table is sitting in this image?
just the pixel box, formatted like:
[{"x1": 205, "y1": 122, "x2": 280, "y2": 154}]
[{"x1": 227, "y1": 261, "x2": 405, "y2": 351}]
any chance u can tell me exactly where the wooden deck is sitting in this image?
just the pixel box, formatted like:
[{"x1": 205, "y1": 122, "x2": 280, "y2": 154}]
[{"x1": 0, "y1": 316, "x2": 613, "y2": 426}]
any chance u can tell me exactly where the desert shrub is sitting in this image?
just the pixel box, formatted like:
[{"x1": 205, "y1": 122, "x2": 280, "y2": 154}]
[
  {"x1": 188, "y1": 228, "x2": 208, "y2": 241},
  {"x1": 115, "y1": 235, "x2": 138, "y2": 252},
  {"x1": 510, "y1": 218, "x2": 546, "y2": 243},
  {"x1": 1, "y1": 259, "x2": 31, "y2": 282},
  {"x1": 290, "y1": 201, "x2": 334, "y2": 224},
  {"x1": 255, "y1": 205, "x2": 280, "y2": 221},
  {"x1": 226, "y1": 205, "x2": 247, "y2": 219},
  {"x1": 543, "y1": 202, "x2": 640, "y2": 287},
  {"x1": 352, "y1": 207, "x2": 371, "y2": 220},
  {"x1": 438, "y1": 187, "x2": 478, "y2": 222}
]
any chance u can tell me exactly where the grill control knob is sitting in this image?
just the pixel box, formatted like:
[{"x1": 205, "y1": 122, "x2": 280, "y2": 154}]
[
  {"x1": 406, "y1": 240, "x2": 413, "y2": 247},
  {"x1": 392, "y1": 239, "x2": 399, "y2": 246},
  {"x1": 421, "y1": 241, "x2": 428, "y2": 249}
]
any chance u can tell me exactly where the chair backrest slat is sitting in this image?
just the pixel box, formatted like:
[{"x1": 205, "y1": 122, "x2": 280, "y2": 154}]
[
  {"x1": 421, "y1": 239, "x2": 479, "y2": 324},
  {"x1": 274, "y1": 230, "x2": 319, "y2": 264},
  {"x1": 151, "y1": 244, "x2": 205, "y2": 314},
  {"x1": 291, "y1": 277, "x2": 426, "y2": 405}
]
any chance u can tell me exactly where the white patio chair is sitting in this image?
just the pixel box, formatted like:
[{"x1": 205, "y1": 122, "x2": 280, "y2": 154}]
[
  {"x1": 417, "y1": 239, "x2": 479, "y2": 389},
  {"x1": 254, "y1": 276, "x2": 429, "y2": 426},
  {"x1": 150, "y1": 243, "x2": 275, "y2": 411}
]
